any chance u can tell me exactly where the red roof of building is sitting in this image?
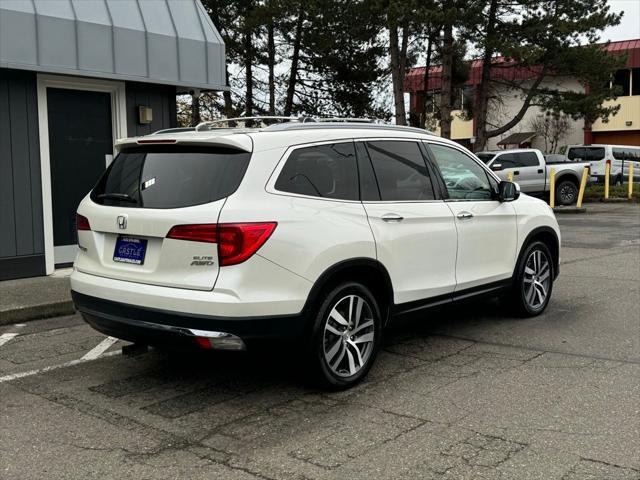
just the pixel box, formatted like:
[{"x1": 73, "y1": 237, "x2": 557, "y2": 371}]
[{"x1": 405, "y1": 38, "x2": 640, "y2": 93}]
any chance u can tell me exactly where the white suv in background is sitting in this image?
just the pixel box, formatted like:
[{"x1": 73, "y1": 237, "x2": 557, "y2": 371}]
[{"x1": 71, "y1": 121, "x2": 561, "y2": 388}]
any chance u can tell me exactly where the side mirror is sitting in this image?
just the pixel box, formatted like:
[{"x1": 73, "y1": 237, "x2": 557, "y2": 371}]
[
  {"x1": 498, "y1": 181, "x2": 520, "y2": 202},
  {"x1": 490, "y1": 163, "x2": 503, "y2": 171}
]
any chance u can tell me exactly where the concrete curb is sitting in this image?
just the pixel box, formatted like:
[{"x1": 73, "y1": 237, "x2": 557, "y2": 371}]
[
  {"x1": 599, "y1": 198, "x2": 633, "y2": 203},
  {"x1": 0, "y1": 301, "x2": 76, "y2": 326},
  {"x1": 553, "y1": 207, "x2": 587, "y2": 214}
]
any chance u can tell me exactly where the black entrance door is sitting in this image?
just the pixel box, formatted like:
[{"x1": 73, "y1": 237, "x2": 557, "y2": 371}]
[{"x1": 47, "y1": 88, "x2": 113, "y2": 266}]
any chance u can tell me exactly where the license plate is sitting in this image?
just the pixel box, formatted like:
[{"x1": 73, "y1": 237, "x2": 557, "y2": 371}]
[{"x1": 113, "y1": 236, "x2": 147, "y2": 265}]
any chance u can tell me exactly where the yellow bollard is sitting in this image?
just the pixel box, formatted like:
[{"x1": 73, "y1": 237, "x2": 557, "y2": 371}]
[
  {"x1": 576, "y1": 166, "x2": 589, "y2": 208},
  {"x1": 506, "y1": 170, "x2": 514, "y2": 182},
  {"x1": 549, "y1": 167, "x2": 556, "y2": 208},
  {"x1": 604, "y1": 161, "x2": 611, "y2": 200},
  {"x1": 629, "y1": 163, "x2": 634, "y2": 200}
]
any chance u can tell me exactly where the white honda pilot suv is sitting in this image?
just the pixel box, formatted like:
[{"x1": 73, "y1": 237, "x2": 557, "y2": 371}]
[{"x1": 71, "y1": 121, "x2": 560, "y2": 388}]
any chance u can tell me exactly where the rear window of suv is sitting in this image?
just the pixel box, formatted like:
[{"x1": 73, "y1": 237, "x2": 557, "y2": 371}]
[{"x1": 91, "y1": 146, "x2": 251, "y2": 208}]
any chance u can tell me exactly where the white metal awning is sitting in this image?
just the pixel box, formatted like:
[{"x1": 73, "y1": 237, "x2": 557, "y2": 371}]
[{"x1": 0, "y1": 0, "x2": 226, "y2": 91}]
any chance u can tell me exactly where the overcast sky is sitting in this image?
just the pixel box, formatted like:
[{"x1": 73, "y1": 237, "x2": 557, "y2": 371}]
[{"x1": 601, "y1": 0, "x2": 640, "y2": 42}]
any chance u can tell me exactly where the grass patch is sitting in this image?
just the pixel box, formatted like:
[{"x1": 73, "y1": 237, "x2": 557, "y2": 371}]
[{"x1": 582, "y1": 183, "x2": 639, "y2": 202}]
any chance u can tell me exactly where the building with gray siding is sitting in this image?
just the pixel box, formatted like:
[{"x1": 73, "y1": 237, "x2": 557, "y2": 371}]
[{"x1": 0, "y1": 0, "x2": 226, "y2": 280}]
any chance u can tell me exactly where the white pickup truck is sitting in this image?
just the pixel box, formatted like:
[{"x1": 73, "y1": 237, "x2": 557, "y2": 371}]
[{"x1": 476, "y1": 149, "x2": 590, "y2": 205}]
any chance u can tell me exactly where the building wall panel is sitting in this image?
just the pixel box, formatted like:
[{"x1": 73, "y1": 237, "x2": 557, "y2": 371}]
[
  {"x1": 0, "y1": 69, "x2": 45, "y2": 279},
  {"x1": 125, "y1": 81, "x2": 177, "y2": 137}
]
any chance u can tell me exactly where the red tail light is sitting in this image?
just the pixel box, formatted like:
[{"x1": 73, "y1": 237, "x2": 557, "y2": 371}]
[
  {"x1": 217, "y1": 223, "x2": 277, "y2": 266},
  {"x1": 166, "y1": 222, "x2": 277, "y2": 266},
  {"x1": 166, "y1": 224, "x2": 217, "y2": 243},
  {"x1": 76, "y1": 214, "x2": 91, "y2": 231}
]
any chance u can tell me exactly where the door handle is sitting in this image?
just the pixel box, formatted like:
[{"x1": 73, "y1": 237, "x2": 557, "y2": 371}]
[
  {"x1": 381, "y1": 213, "x2": 404, "y2": 222},
  {"x1": 513, "y1": 170, "x2": 520, "y2": 175},
  {"x1": 537, "y1": 169, "x2": 543, "y2": 174},
  {"x1": 456, "y1": 212, "x2": 474, "y2": 220}
]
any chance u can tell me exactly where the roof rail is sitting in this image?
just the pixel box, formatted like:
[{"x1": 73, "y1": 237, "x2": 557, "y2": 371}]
[
  {"x1": 195, "y1": 116, "x2": 308, "y2": 131},
  {"x1": 264, "y1": 122, "x2": 436, "y2": 136},
  {"x1": 193, "y1": 116, "x2": 435, "y2": 136},
  {"x1": 313, "y1": 117, "x2": 377, "y2": 123},
  {"x1": 152, "y1": 127, "x2": 196, "y2": 135}
]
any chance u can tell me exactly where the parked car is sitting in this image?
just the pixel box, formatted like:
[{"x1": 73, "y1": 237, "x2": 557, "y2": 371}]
[
  {"x1": 71, "y1": 120, "x2": 561, "y2": 388},
  {"x1": 476, "y1": 148, "x2": 589, "y2": 205},
  {"x1": 566, "y1": 144, "x2": 640, "y2": 185}
]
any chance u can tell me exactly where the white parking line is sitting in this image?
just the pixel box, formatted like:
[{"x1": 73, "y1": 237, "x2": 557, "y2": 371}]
[
  {"x1": 82, "y1": 336, "x2": 119, "y2": 360},
  {"x1": 0, "y1": 350, "x2": 121, "y2": 384},
  {"x1": 0, "y1": 333, "x2": 19, "y2": 347}
]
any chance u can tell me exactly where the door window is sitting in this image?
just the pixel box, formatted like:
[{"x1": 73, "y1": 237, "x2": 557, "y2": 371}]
[
  {"x1": 429, "y1": 143, "x2": 494, "y2": 200},
  {"x1": 275, "y1": 142, "x2": 358, "y2": 200},
  {"x1": 517, "y1": 152, "x2": 539, "y2": 167},
  {"x1": 495, "y1": 152, "x2": 538, "y2": 168},
  {"x1": 495, "y1": 153, "x2": 518, "y2": 168},
  {"x1": 364, "y1": 141, "x2": 435, "y2": 201}
]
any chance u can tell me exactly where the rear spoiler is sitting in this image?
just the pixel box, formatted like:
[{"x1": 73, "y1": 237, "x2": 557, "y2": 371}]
[{"x1": 114, "y1": 134, "x2": 253, "y2": 153}]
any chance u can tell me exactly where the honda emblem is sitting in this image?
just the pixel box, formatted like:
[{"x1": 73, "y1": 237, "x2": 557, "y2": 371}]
[{"x1": 117, "y1": 215, "x2": 127, "y2": 230}]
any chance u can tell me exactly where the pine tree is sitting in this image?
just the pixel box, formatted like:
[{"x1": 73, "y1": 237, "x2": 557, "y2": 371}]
[{"x1": 469, "y1": 0, "x2": 624, "y2": 151}]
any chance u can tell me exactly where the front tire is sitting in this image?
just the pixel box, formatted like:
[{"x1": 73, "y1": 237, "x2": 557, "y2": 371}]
[
  {"x1": 308, "y1": 282, "x2": 382, "y2": 389},
  {"x1": 510, "y1": 241, "x2": 554, "y2": 317}
]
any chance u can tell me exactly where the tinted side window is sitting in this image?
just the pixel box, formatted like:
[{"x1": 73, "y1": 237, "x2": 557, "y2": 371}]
[
  {"x1": 496, "y1": 153, "x2": 519, "y2": 168},
  {"x1": 275, "y1": 143, "x2": 358, "y2": 200},
  {"x1": 365, "y1": 141, "x2": 434, "y2": 201},
  {"x1": 476, "y1": 153, "x2": 495, "y2": 164},
  {"x1": 585, "y1": 147, "x2": 605, "y2": 161},
  {"x1": 518, "y1": 152, "x2": 539, "y2": 167},
  {"x1": 613, "y1": 148, "x2": 627, "y2": 160},
  {"x1": 429, "y1": 144, "x2": 493, "y2": 200},
  {"x1": 567, "y1": 148, "x2": 585, "y2": 161},
  {"x1": 613, "y1": 147, "x2": 640, "y2": 161}
]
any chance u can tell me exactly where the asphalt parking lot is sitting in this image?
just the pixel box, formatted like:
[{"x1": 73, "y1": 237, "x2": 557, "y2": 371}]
[{"x1": 1, "y1": 203, "x2": 639, "y2": 480}]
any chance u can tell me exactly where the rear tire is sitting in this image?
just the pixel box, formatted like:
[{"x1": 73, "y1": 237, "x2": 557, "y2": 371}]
[
  {"x1": 307, "y1": 282, "x2": 382, "y2": 389},
  {"x1": 555, "y1": 180, "x2": 578, "y2": 205},
  {"x1": 509, "y1": 241, "x2": 554, "y2": 317}
]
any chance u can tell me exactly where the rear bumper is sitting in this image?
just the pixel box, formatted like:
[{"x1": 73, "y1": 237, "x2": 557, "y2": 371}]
[{"x1": 72, "y1": 291, "x2": 306, "y2": 349}]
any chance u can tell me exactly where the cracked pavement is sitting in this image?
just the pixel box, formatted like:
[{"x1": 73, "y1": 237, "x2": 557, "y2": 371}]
[{"x1": 1, "y1": 203, "x2": 639, "y2": 479}]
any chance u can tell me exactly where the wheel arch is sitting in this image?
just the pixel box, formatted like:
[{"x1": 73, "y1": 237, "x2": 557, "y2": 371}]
[
  {"x1": 554, "y1": 172, "x2": 579, "y2": 188},
  {"x1": 515, "y1": 226, "x2": 560, "y2": 280},
  {"x1": 301, "y1": 258, "x2": 394, "y2": 328}
]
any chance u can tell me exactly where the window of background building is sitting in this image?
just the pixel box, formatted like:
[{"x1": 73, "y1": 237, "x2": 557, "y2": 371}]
[
  {"x1": 632, "y1": 68, "x2": 640, "y2": 96},
  {"x1": 613, "y1": 69, "x2": 631, "y2": 96}
]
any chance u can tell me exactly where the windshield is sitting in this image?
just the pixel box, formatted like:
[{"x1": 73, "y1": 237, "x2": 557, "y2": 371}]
[{"x1": 91, "y1": 146, "x2": 251, "y2": 208}]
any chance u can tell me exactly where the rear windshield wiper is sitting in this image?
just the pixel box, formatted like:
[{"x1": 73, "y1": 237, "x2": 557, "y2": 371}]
[{"x1": 97, "y1": 193, "x2": 137, "y2": 203}]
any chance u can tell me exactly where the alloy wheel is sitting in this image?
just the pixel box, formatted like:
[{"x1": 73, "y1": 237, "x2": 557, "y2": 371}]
[
  {"x1": 523, "y1": 249, "x2": 551, "y2": 310},
  {"x1": 322, "y1": 294, "x2": 375, "y2": 377},
  {"x1": 560, "y1": 184, "x2": 576, "y2": 204}
]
